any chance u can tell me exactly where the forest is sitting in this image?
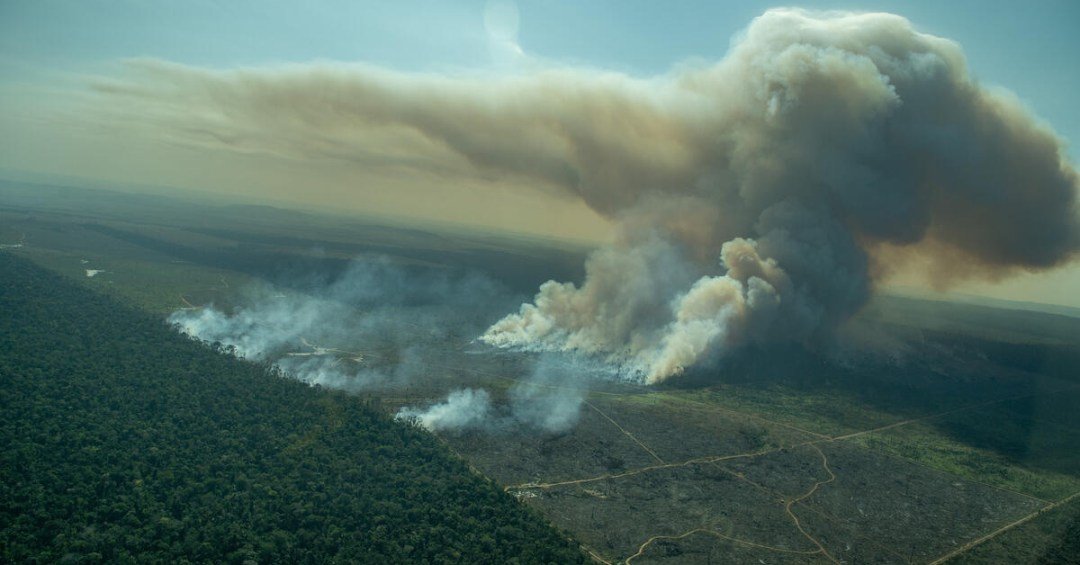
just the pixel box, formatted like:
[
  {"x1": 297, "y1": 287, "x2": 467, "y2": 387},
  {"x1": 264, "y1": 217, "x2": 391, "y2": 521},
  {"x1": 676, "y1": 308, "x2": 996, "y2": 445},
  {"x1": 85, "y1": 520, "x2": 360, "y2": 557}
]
[{"x1": 0, "y1": 252, "x2": 586, "y2": 563}]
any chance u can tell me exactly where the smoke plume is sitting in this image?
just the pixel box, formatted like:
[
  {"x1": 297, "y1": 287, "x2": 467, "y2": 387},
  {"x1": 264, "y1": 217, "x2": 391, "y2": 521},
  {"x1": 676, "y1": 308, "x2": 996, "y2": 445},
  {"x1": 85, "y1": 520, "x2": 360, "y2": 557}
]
[
  {"x1": 169, "y1": 258, "x2": 514, "y2": 390},
  {"x1": 105, "y1": 9, "x2": 1079, "y2": 382},
  {"x1": 393, "y1": 353, "x2": 599, "y2": 434},
  {"x1": 395, "y1": 388, "x2": 493, "y2": 433},
  {"x1": 170, "y1": 256, "x2": 600, "y2": 433},
  {"x1": 508, "y1": 354, "x2": 590, "y2": 433}
]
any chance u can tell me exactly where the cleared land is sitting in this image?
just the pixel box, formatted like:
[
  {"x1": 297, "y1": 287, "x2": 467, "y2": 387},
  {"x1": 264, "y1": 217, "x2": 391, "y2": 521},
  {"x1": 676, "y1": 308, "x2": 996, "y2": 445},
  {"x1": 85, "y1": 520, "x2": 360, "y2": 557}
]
[{"x1": 3, "y1": 183, "x2": 1078, "y2": 563}]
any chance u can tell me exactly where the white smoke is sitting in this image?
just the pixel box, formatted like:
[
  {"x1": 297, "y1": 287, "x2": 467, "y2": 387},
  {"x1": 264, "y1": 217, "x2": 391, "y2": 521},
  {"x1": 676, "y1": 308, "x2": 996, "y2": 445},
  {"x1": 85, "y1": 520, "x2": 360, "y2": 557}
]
[
  {"x1": 481, "y1": 236, "x2": 801, "y2": 382},
  {"x1": 507, "y1": 353, "x2": 595, "y2": 433},
  {"x1": 169, "y1": 287, "x2": 336, "y2": 362},
  {"x1": 477, "y1": 10, "x2": 1080, "y2": 381},
  {"x1": 101, "y1": 9, "x2": 1080, "y2": 383},
  {"x1": 170, "y1": 258, "x2": 599, "y2": 433},
  {"x1": 394, "y1": 353, "x2": 605, "y2": 434},
  {"x1": 169, "y1": 258, "x2": 515, "y2": 389},
  {"x1": 395, "y1": 388, "x2": 493, "y2": 433}
]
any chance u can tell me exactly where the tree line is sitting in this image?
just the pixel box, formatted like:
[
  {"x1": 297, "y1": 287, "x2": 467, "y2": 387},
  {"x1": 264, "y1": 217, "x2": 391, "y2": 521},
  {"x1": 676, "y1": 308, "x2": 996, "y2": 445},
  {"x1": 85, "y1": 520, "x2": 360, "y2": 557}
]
[{"x1": 0, "y1": 252, "x2": 585, "y2": 563}]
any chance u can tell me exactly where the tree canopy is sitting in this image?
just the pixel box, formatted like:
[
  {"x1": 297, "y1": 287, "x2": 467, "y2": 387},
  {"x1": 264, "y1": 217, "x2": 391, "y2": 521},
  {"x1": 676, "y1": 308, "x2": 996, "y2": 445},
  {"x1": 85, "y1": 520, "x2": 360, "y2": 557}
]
[{"x1": 0, "y1": 252, "x2": 585, "y2": 564}]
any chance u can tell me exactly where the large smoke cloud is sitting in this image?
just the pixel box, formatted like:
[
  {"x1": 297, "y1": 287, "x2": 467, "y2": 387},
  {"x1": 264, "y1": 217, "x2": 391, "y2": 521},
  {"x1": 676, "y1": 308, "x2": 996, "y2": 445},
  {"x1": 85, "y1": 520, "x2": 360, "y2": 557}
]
[{"x1": 102, "y1": 9, "x2": 1079, "y2": 382}]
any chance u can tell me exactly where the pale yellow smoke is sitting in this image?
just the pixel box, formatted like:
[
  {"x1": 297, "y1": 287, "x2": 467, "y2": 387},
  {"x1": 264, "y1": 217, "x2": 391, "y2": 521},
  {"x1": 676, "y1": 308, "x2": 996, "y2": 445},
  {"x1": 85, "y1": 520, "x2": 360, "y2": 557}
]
[{"x1": 89, "y1": 9, "x2": 1080, "y2": 381}]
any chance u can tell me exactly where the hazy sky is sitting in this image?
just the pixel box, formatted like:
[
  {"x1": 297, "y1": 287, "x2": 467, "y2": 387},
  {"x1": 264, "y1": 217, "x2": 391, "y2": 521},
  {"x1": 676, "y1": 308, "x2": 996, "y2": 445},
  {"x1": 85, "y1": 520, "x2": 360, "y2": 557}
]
[{"x1": 1, "y1": 1, "x2": 1079, "y2": 307}]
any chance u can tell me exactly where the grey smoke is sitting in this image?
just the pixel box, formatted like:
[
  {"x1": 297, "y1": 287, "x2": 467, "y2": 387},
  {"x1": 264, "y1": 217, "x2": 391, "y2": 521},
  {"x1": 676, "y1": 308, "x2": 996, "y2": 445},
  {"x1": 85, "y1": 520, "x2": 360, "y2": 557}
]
[
  {"x1": 508, "y1": 354, "x2": 590, "y2": 433},
  {"x1": 110, "y1": 9, "x2": 1079, "y2": 382},
  {"x1": 478, "y1": 10, "x2": 1080, "y2": 381}
]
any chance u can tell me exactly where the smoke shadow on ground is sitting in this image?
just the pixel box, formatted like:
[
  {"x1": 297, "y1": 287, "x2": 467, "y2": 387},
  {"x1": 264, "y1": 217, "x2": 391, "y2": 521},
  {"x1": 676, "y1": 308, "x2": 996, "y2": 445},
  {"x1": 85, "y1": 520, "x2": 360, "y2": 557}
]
[
  {"x1": 654, "y1": 323, "x2": 1080, "y2": 477},
  {"x1": 84, "y1": 223, "x2": 586, "y2": 295}
]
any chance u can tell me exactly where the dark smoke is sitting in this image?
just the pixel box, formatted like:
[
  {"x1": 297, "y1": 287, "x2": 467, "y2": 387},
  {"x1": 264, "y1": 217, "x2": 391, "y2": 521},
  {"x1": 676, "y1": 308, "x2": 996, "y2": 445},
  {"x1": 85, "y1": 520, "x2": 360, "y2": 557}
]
[{"x1": 101, "y1": 9, "x2": 1079, "y2": 382}]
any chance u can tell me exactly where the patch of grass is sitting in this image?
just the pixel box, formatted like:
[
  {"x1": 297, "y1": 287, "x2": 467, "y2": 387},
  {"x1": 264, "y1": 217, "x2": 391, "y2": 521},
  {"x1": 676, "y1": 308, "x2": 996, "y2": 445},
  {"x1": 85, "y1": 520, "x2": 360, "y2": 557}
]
[
  {"x1": 655, "y1": 385, "x2": 904, "y2": 438},
  {"x1": 935, "y1": 405, "x2": 1080, "y2": 476},
  {"x1": 15, "y1": 248, "x2": 248, "y2": 314},
  {"x1": 89, "y1": 258, "x2": 248, "y2": 314},
  {"x1": 851, "y1": 420, "x2": 1080, "y2": 501},
  {"x1": 994, "y1": 388, "x2": 1080, "y2": 433}
]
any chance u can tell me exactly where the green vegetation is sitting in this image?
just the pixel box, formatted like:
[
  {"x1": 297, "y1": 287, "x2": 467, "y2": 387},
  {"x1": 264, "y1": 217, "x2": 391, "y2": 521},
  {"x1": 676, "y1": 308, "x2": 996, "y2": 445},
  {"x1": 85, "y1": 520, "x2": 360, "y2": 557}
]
[
  {"x1": 854, "y1": 422, "x2": 1080, "y2": 502},
  {"x1": 654, "y1": 385, "x2": 902, "y2": 438},
  {"x1": 848, "y1": 391, "x2": 1080, "y2": 502},
  {"x1": 0, "y1": 252, "x2": 585, "y2": 563},
  {"x1": 0, "y1": 181, "x2": 587, "y2": 295},
  {"x1": 17, "y1": 246, "x2": 248, "y2": 314},
  {"x1": 5, "y1": 185, "x2": 1080, "y2": 563}
]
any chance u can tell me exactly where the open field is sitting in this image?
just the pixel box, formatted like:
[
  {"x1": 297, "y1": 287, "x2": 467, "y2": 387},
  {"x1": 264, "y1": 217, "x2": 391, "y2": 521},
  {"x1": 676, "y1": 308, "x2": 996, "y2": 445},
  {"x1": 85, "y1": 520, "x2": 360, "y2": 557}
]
[
  {"x1": 461, "y1": 378, "x2": 1075, "y2": 563},
  {"x1": 3, "y1": 183, "x2": 1078, "y2": 563}
]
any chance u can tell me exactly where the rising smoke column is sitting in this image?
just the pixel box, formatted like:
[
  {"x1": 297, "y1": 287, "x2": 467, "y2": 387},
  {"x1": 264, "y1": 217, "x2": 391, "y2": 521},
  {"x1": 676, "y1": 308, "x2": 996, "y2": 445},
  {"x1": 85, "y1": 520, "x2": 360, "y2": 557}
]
[
  {"x1": 98, "y1": 10, "x2": 1080, "y2": 382},
  {"x1": 395, "y1": 388, "x2": 493, "y2": 433},
  {"x1": 480, "y1": 9, "x2": 1080, "y2": 381}
]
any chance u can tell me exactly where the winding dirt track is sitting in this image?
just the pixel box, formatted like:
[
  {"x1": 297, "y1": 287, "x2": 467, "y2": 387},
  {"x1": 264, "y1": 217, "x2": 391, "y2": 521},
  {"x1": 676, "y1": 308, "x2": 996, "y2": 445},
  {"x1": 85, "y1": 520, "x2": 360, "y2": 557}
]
[
  {"x1": 203, "y1": 336, "x2": 1078, "y2": 564},
  {"x1": 783, "y1": 444, "x2": 839, "y2": 563},
  {"x1": 621, "y1": 442, "x2": 838, "y2": 564},
  {"x1": 617, "y1": 445, "x2": 842, "y2": 561},
  {"x1": 290, "y1": 349, "x2": 1077, "y2": 564},
  {"x1": 512, "y1": 382, "x2": 1080, "y2": 564}
]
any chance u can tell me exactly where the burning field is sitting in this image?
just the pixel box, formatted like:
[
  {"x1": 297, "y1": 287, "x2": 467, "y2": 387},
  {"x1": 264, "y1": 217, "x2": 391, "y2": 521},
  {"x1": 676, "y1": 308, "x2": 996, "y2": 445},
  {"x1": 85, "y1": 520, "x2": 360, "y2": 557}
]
[{"x1": 5, "y1": 6, "x2": 1079, "y2": 563}]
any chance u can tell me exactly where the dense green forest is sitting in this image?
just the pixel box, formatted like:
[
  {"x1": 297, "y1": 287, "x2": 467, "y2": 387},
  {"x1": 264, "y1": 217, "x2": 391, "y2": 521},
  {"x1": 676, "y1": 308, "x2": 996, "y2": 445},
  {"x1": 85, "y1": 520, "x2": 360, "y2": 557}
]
[{"x1": 0, "y1": 252, "x2": 585, "y2": 563}]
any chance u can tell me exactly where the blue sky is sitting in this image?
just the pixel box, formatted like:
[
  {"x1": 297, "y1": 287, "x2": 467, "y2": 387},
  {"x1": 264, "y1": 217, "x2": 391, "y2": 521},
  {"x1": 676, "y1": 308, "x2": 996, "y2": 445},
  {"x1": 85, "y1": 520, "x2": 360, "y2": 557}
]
[
  {"x1": 3, "y1": 1, "x2": 1079, "y2": 209},
  {"x1": 3, "y1": 0, "x2": 1077, "y2": 152}
]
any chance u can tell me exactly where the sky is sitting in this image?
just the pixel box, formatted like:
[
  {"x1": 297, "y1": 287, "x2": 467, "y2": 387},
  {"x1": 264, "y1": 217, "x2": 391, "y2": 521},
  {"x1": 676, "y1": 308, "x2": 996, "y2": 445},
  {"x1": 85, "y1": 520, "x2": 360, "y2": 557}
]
[{"x1": 1, "y1": 0, "x2": 1079, "y2": 308}]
